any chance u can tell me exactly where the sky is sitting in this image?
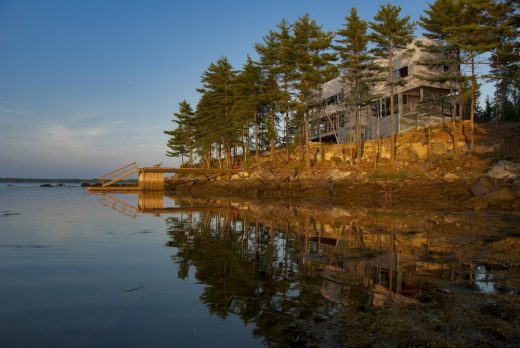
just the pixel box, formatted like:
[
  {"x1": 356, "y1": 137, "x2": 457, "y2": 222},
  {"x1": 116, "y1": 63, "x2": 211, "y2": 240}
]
[{"x1": 0, "y1": 0, "x2": 452, "y2": 178}]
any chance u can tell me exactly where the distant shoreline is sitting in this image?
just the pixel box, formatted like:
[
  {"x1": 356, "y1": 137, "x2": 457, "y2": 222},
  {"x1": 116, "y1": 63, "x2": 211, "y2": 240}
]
[{"x1": 0, "y1": 178, "x2": 137, "y2": 184}]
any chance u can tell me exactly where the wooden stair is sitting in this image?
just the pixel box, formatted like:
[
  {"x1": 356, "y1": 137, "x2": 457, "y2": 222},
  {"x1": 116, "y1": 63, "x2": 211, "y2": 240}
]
[{"x1": 98, "y1": 162, "x2": 139, "y2": 187}]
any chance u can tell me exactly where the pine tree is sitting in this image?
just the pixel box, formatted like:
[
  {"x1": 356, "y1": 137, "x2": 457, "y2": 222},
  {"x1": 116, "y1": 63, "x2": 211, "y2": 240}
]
[
  {"x1": 335, "y1": 7, "x2": 380, "y2": 164},
  {"x1": 370, "y1": 3, "x2": 415, "y2": 166},
  {"x1": 443, "y1": 0, "x2": 504, "y2": 151},
  {"x1": 194, "y1": 91, "x2": 219, "y2": 168},
  {"x1": 255, "y1": 30, "x2": 283, "y2": 169},
  {"x1": 418, "y1": 0, "x2": 465, "y2": 152},
  {"x1": 231, "y1": 56, "x2": 266, "y2": 165},
  {"x1": 489, "y1": 1, "x2": 520, "y2": 122},
  {"x1": 198, "y1": 57, "x2": 236, "y2": 168},
  {"x1": 164, "y1": 100, "x2": 195, "y2": 166},
  {"x1": 274, "y1": 19, "x2": 298, "y2": 162},
  {"x1": 292, "y1": 14, "x2": 337, "y2": 170}
]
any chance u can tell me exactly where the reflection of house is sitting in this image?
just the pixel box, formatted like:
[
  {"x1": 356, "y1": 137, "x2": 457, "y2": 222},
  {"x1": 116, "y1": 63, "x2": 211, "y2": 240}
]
[{"x1": 310, "y1": 39, "x2": 458, "y2": 144}]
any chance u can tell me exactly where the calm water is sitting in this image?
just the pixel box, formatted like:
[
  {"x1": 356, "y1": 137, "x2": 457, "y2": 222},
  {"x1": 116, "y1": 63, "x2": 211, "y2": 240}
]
[{"x1": 1, "y1": 184, "x2": 519, "y2": 347}]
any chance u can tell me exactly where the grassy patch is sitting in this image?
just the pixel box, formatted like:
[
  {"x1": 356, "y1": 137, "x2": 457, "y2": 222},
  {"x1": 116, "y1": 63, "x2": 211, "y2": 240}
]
[
  {"x1": 368, "y1": 169, "x2": 410, "y2": 180},
  {"x1": 369, "y1": 210, "x2": 407, "y2": 218}
]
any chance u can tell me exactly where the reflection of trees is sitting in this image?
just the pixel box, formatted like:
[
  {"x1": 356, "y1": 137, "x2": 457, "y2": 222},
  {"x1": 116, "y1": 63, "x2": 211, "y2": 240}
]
[
  {"x1": 160, "y1": 198, "x2": 506, "y2": 346},
  {"x1": 165, "y1": 211, "x2": 339, "y2": 347}
]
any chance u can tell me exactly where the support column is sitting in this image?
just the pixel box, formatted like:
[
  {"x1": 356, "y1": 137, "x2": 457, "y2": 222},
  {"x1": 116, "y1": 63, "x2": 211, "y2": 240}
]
[
  {"x1": 398, "y1": 93, "x2": 403, "y2": 134},
  {"x1": 141, "y1": 171, "x2": 164, "y2": 191}
]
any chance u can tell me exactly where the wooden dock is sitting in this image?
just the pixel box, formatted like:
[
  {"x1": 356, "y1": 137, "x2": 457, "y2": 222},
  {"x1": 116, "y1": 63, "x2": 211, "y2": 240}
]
[{"x1": 87, "y1": 163, "x2": 243, "y2": 192}]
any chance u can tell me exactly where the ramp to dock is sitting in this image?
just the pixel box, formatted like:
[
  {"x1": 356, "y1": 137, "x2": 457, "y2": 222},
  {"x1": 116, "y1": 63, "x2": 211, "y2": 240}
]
[{"x1": 88, "y1": 163, "x2": 243, "y2": 192}]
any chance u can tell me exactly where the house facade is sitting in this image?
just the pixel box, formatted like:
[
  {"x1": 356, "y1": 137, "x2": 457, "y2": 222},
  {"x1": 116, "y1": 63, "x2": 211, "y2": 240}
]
[{"x1": 310, "y1": 39, "x2": 458, "y2": 144}]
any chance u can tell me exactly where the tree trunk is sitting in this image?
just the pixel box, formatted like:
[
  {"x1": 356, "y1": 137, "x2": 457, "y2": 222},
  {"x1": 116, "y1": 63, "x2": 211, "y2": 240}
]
[
  {"x1": 242, "y1": 128, "x2": 247, "y2": 166},
  {"x1": 218, "y1": 143, "x2": 222, "y2": 169},
  {"x1": 226, "y1": 142, "x2": 232, "y2": 169},
  {"x1": 254, "y1": 110, "x2": 259, "y2": 161},
  {"x1": 390, "y1": 92, "x2": 396, "y2": 166},
  {"x1": 375, "y1": 99, "x2": 382, "y2": 168},
  {"x1": 285, "y1": 109, "x2": 290, "y2": 162},
  {"x1": 350, "y1": 114, "x2": 354, "y2": 166},
  {"x1": 450, "y1": 86, "x2": 458, "y2": 154},
  {"x1": 232, "y1": 142, "x2": 236, "y2": 167},
  {"x1": 355, "y1": 105, "x2": 361, "y2": 163},
  {"x1": 427, "y1": 114, "x2": 432, "y2": 167},
  {"x1": 470, "y1": 54, "x2": 476, "y2": 153},
  {"x1": 189, "y1": 148, "x2": 193, "y2": 167},
  {"x1": 270, "y1": 110, "x2": 275, "y2": 170},
  {"x1": 284, "y1": 76, "x2": 291, "y2": 162},
  {"x1": 305, "y1": 111, "x2": 311, "y2": 171},
  {"x1": 389, "y1": 50, "x2": 396, "y2": 166}
]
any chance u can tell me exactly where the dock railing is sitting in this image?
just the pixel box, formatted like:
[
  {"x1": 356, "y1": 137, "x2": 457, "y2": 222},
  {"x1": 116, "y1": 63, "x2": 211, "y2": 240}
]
[{"x1": 98, "y1": 162, "x2": 139, "y2": 187}]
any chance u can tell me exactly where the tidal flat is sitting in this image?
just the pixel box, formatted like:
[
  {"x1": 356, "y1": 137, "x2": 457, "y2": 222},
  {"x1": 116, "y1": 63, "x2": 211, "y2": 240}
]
[{"x1": 0, "y1": 184, "x2": 519, "y2": 347}]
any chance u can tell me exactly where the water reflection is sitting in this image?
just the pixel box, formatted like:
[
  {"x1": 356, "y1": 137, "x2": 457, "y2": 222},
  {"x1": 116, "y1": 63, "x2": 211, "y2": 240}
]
[
  {"x1": 93, "y1": 192, "x2": 518, "y2": 344},
  {"x1": 95, "y1": 192, "x2": 512, "y2": 304}
]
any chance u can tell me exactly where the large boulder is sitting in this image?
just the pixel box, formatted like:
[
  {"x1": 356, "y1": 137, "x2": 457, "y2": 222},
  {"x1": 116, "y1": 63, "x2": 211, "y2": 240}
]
[
  {"x1": 324, "y1": 151, "x2": 337, "y2": 162},
  {"x1": 473, "y1": 144, "x2": 496, "y2": 155},
  {"x1": 456, "y1": 141, "x2": 468, "y2": 151},
  {"x1": 486, "y1": 187, "x2": 516, "y2": 207},
  {"x1": 431, "y1": 142, "x2": 450, "y2": 156},
  {"x1": 249, "y1": 166, "x2": 275, "y2": 181},
  {"x1": 411, "y1": 142, "x2": 428, "y2": 160},
  {"x1": 326, "y1": 169, "x2": 352, "y2": 182},
  {"x1": 487, "y1": 161, "x2": 520, "y2": 180},
  {"x1": 471, "y1": 176, "x2": 494, "y2": 196},
  {"x1": 513, "y1": 179, "x2": 520, "y2": 198},
  {"x1": 471, "y1": 196, "x2": 489, "y2": 211},
  {"x1": 443, "y1": 173, "x2": 460, "y2": 183}
]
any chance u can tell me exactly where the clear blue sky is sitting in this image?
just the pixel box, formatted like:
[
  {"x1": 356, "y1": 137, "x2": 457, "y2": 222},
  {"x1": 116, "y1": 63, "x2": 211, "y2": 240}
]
[{"x1": 1, "y1": 0, "x2": 435, "y2": 178}]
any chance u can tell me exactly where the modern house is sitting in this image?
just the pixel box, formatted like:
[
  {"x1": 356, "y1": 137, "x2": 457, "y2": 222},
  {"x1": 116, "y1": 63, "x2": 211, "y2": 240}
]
[{"x1": 310, "y1": 39, "x2": 459, "y2": 144}]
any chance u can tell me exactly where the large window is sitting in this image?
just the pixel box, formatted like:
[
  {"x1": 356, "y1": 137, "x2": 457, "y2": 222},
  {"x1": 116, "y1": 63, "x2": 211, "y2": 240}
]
[
  {"x1": 325, "y1": 93, "x2": 344, "y2": 106},
  {"x1": 392, "y1": 66, "x2": 409, "y2": 80}
]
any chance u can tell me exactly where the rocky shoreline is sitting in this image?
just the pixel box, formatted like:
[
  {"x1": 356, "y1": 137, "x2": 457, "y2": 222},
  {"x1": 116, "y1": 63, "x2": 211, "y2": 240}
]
[
  {"x1": 166, "y1": 160, "x2": 520, "y2": 212},
  {"x1": 166, "y1": 123, "x2": 520, "y2": 213}
]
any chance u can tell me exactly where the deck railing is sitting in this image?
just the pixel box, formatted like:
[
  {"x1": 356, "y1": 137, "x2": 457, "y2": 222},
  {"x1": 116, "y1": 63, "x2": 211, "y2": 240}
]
[{"x1": 98, "y1": 162, "x2": 139, "y2": 187}]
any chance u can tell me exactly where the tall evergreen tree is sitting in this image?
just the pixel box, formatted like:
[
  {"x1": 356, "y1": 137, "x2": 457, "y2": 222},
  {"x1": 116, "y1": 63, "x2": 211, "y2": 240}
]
[
  {"x1": 292, "y1": 14, "x2": 337, "y2": 170},
  {"x1": 231, "y1": 56, "x2": 266, "y2": 164},
  {"x1": 489, "y1": 0, "x2": 520, "y2": 122},
  {"x1": 443, "y1": 0, "x2": 503, "y2": 151},
  {"x1": 335, "y1": 7, "x2": 380, "y2": 163},
  {"x1": 418, "y1": 0, "x2": 465, "y2": 151},
  {"x1": 255, "y1": 30, "x2": 283, "y2": 168},
  {"x1": 370, "y1": 3, "x2": 415, "y2": 165},
  {"x1": 274, "y1": 19, "x2": 298, "y2": 162},
  {"x1": 164, "y1": 100, "x2": 195, "y2": 166},
  {"x1": 198, "y1": 57, "x2": 236, "y2": 168}
]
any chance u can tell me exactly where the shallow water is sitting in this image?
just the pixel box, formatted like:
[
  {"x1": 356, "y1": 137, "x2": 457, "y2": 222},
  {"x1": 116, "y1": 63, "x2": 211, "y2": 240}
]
[{"x1": 1, "y1": 184, "x2": 519, "y2": 347}]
